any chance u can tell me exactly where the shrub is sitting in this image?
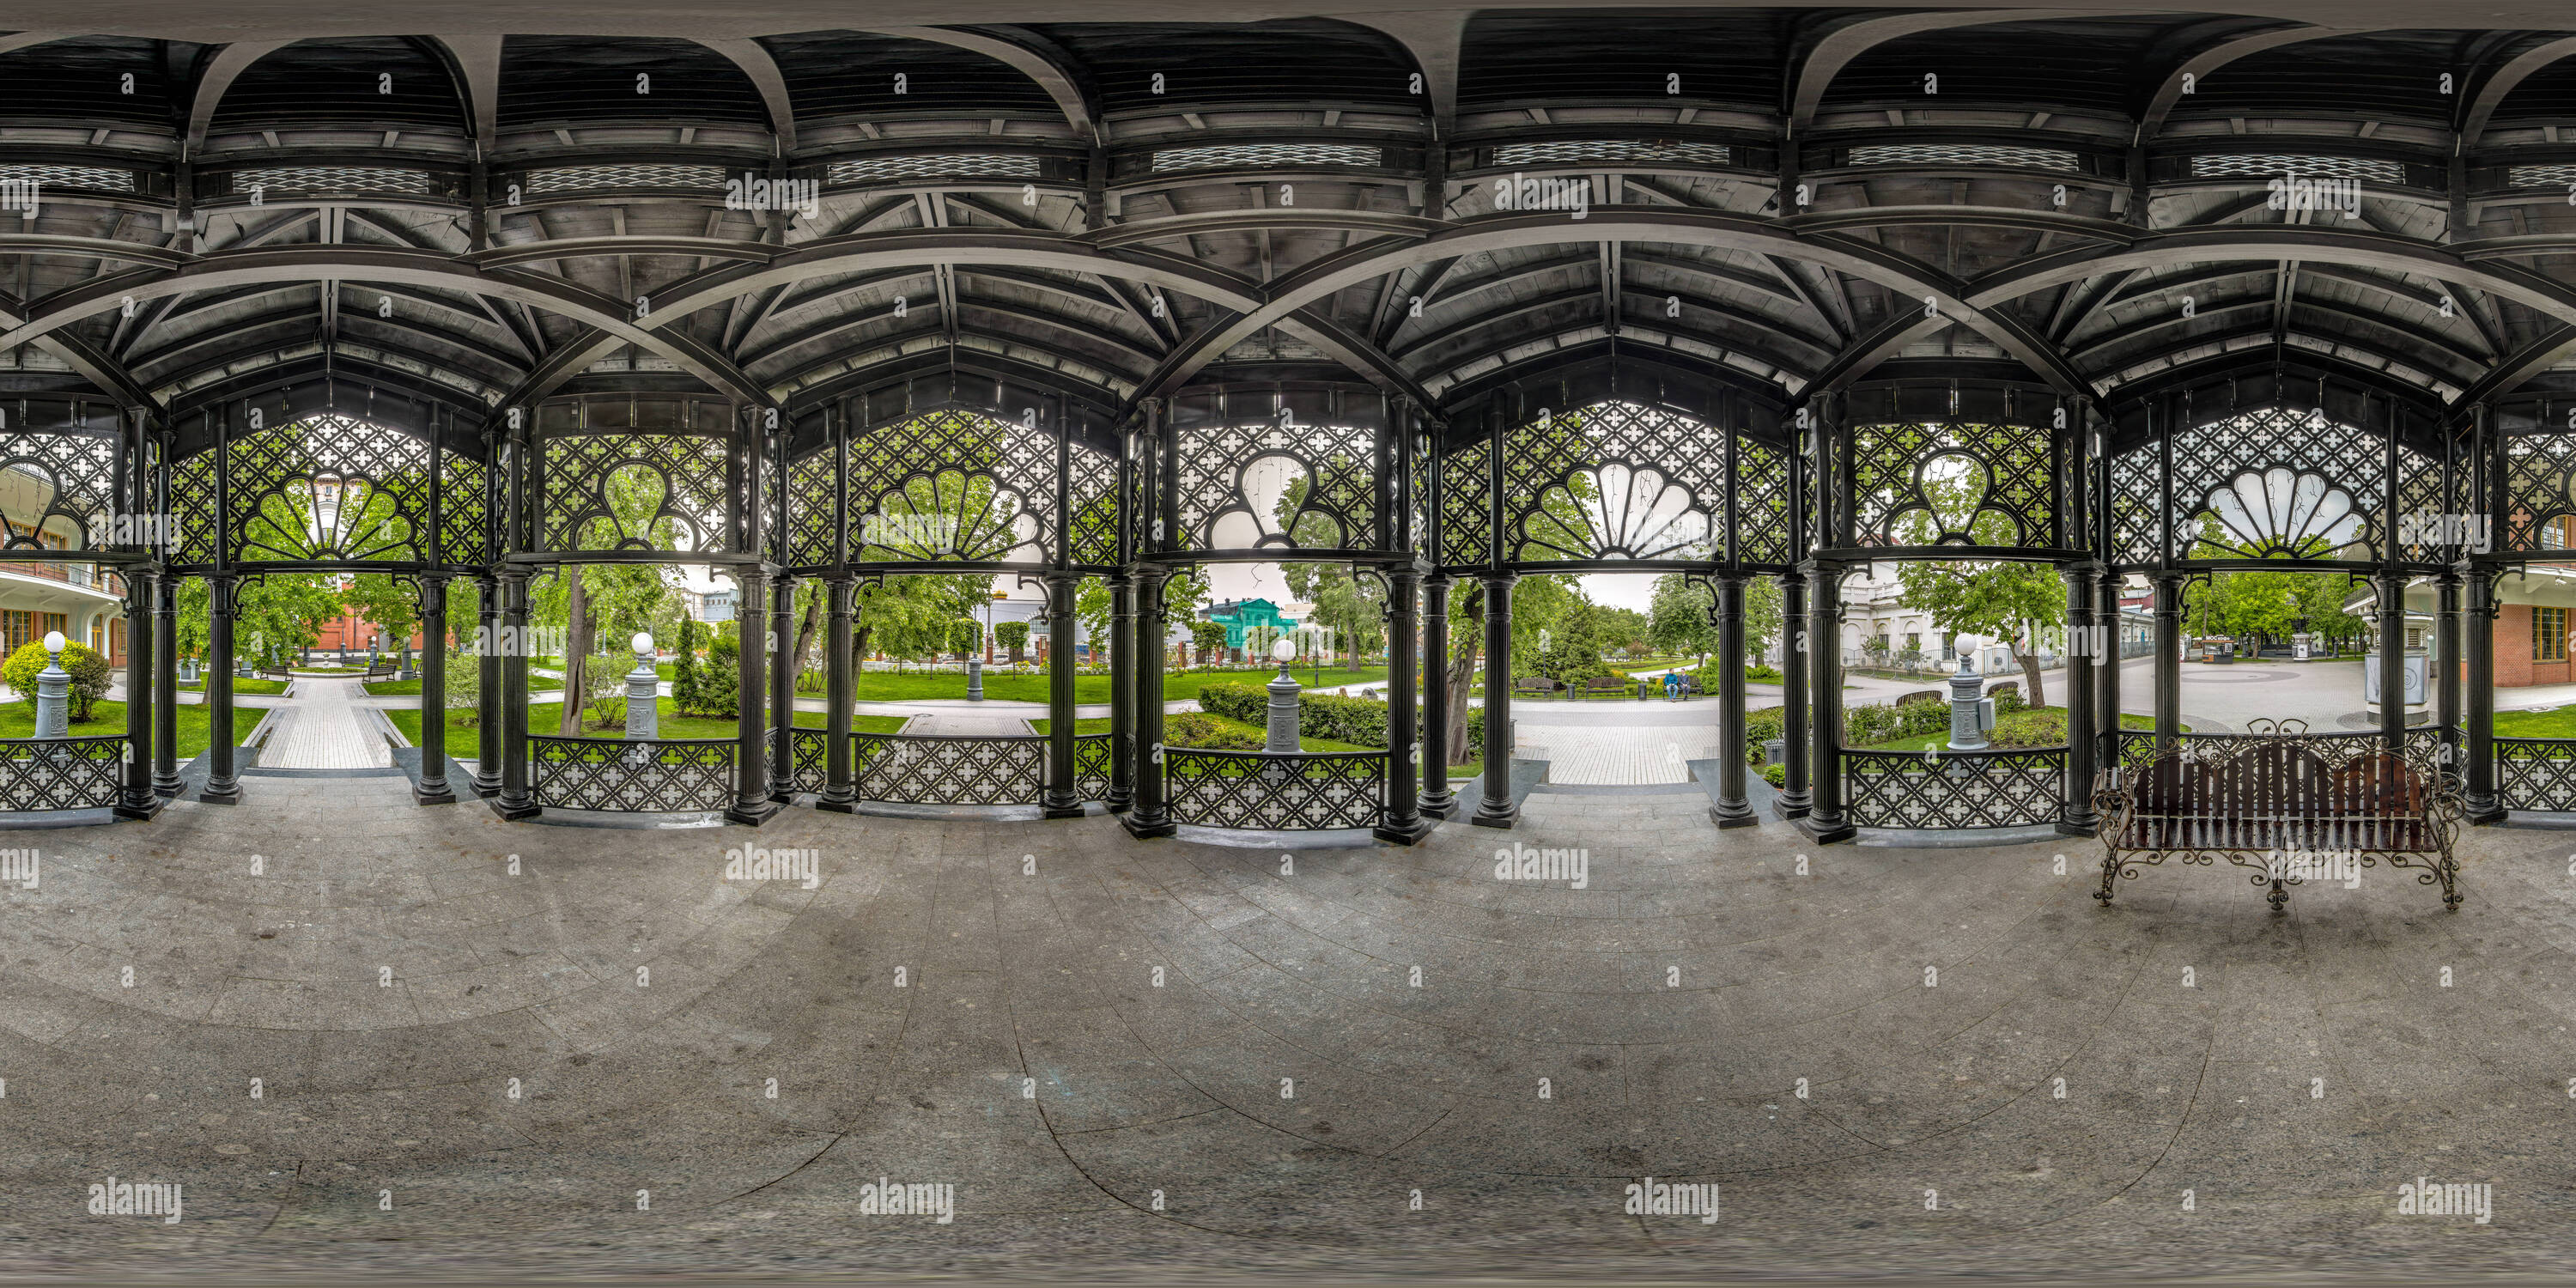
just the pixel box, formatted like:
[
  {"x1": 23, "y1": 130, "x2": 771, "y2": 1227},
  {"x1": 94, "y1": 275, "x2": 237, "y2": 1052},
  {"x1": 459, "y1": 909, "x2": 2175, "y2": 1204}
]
[
  {"x1": 1989, "y1": 708, "x2": 2068, "y2": 748},
  {"x1": 444, "y1": 649, "x2": 480, "y2": 722},
  {"x1": 1993, "y1": 685, "x2": 2028, "y2": 716},
  {"x1": 687, "y1": 631, "x2": 740, "y2": 716},
  {"x1": 1744, "y1": 705, "x2": 1787, "y2": 766},
  {"x1": 2, "y1": 640, "x2": 112, "y2": 720},
  {"x1": 1760, "y1": 763, "x2": 1787, "y2": 788},
  {"x1": 1195, "y1": 679, "x2": 1394, "y2": 748},
  {"x1": 1165, "y1": 710, "x2": 1261, "y2": 750},
  {"x1": 1841, "y1": 697, "x2": 1951, "y2": 748},
  {"x1": 671, "y1": 618, "x2": 700, "y2": 714},
  {"x1": 1195, "y1": 681, "x2": 1266, "y2": 725},
  {"x1": 1747, "y1": 663, "x2": 1783, "y2": 683}
]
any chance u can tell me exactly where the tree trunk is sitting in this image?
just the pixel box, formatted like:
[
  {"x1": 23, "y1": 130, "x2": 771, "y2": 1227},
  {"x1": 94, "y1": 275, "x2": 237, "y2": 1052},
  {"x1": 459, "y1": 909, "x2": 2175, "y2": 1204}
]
[
  {"x1": 1443, "y1": 584, "x2": 1485, "y2": 767},
  {"x1": 2017, "y1": 628, "x2": 2045, "y2": 709},
  {"x1": 559, "y1": 570, "x2": 591, "y2": 735}
]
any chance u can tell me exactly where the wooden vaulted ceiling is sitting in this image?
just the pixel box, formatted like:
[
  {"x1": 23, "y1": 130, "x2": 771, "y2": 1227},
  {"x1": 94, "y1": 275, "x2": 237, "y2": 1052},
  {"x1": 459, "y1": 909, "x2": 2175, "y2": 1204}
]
[{"x1": 5, "y1": 9, "x2": 2576, "y2": 428}]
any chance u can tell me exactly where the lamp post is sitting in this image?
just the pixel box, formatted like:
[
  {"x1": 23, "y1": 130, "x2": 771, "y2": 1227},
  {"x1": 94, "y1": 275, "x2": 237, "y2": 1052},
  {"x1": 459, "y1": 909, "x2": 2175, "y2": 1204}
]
[
  {"x1": 624, "y1": 631, "x2": 659, "y2": 740},
  {"x1": 1264, "y1": 635, "x2": 1301, "y2": 755},
  {"x1": 33, "y1": 629, "x2": 69, "y2": 739}
]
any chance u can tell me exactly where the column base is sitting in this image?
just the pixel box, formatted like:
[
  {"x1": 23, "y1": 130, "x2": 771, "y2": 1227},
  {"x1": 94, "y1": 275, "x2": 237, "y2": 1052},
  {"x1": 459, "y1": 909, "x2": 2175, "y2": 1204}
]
[
  {"x1": 1042, "y1": 799, "x2": 1086, "y2": 820},
  {"x1": 2055, "y1": 818, "x2": 2099, "y2": 838},
  {"x1": 2464, "y1": 799, "x2": 2505, "y2": 826},
  {"x1": 1104, "y1": 790, "x2": 1133, "y2": 815},
  {"x1": 471, "y1": 772, "x2": 501, "y2": 799},
  {"x1": 1711, "y1": 801, "x2": 1757, "y2": 829},
  {"x1": 1468, "y1": 799, "x2": 1519, "y2": 829},
  {"x1": 1773, "y1": 789, "x2": 1812, "y2": 820},
  {"x1": 196, "y1": 781, "x2": 240, "y2": 805},
  {"x1": 725, "y1": 799, "x2": 782, "y2": 827},
  {"x1": 1797, "y1": 815, "x2": 1856, "y2": 844},
  {"x1": 1419, "y1": 788, "x2": 1457, "y2": 819},
  {"x1": 489, "y1": 796, "x2": 541, "y2": 822},
  {"x1": 113, "y1": 795, "x2": 167, "y2": 822},
  {"x1": 1122, "y1": 812, "x2": 1176, "y2": 840},
  {"x1": 412, "y1": 783, "x2": 458, "y2": 806},
  {"x1": 816, "y1": 793, "x2": 858, "y2": 815},
  {"x1": 1373, "y1": 815, "x2": 1435, "y2": 846},
  {"x1": 152, "y1": 774, "x2": 182, "y2": 799}
]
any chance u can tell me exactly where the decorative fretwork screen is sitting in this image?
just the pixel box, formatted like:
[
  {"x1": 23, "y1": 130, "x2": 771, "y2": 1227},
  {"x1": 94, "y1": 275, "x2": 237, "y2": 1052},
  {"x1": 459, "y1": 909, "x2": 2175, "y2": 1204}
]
[
  {"x1": 538, "y1": 431, "x2": 731, "y2": 554},
  {"x1": 1470, "y1": 400, "x2": 1786, "y2": 567},
  {"x1": 2502, "y1": 427, "x2": 2576, "y2": 555},
  {"x1": 0, "y1": 423, "x2": 120, "y2": 553},
  {"x1": 1849, "y1": 419, "x2": 2057, "y2": 550},
  {"x1": 836, "y1": 409, "x2": 1069, "y2": 567},
  {"x1": 1176, "y1": 419, "x2": 1378, "y2": 553},
  {"x1": 228, "y1": 415, "x2": 435, "y2": 563},
  {"x1": 2160, "y1": 408, "x2": 2407, "y2": 563}
]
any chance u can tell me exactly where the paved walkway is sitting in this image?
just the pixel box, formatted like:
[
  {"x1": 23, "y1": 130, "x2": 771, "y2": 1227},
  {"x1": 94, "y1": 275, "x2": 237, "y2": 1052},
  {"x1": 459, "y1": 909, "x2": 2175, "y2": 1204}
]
[{"x1": 256, "y1": 676, "x2": 389, "y2": 769}]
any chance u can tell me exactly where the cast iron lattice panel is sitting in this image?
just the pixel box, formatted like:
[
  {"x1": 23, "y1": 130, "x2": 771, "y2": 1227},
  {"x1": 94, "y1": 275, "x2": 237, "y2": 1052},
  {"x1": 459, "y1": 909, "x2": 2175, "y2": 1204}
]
[
  {"x1": 2500, "y1": 738, "x2": 2576, "y2": 810},
  {"x1": 229, "y1": 415, "x2": 433, "y2": 563},
  {"x1": 540, "y1": 432, "x2": 730, "y2": 553},
  {"x1": 1165, "y1": 749, "x2": 1386, "y2": 830},
  {"x1": 850, "y1": 733, "x2": 1044, "y2": 805},
  {"x1": 0, "y1": 428, "x2": 118, "y2": 551},
  {"x1": 2107, "y1": 447, "x2": 2160, "y2": 566},
  {"x1": 1504, "y1": 402, "x2": 1726, "y2": 562},
  {"x1": 847, "y1": 410, "x2": 1055, "y2": 564},
  {"x1": 783, "y1": 447, "x2": 838, "y2": 568},
  {"x1": 530, "y1": 736, "x2": 736, "y2": 812},
  {"x1": 788, "y1": 726, "x2": 828, "y2": 795},
  {"x1": 2393, "y1": 453, "x2": 2451, "y2": 561},
  {"x1": 2511, "y1": 163, "x2": 2576, "y2": 189},
  {"x1": 0, "y1": 164, "x2": 136, "y2": 192},
  {"x1": 1440, "y1": 435, "x2": 1492, "y2": 568},
  {"x1": 1735, "y1": 437, "x2": 1794, "y2": 565},
  {"x1": 1850, "y1": 420, "x2": 2055, "y2": 548},
  {"x1": 1066, "y1": 439, "x2": 1119, "y2": 567},
  {"x1": 2115, "y1": 728, "x2": 2447, "y2": 781},
  {"x1": 829, "y1": 154, "x2": 1041, "y2": 185},
  {"x1": 0, "y1": 736, "x2": 125, "y2": 811},
  {"x1": 2502, "y1": 431, "x2": 2576, "y2": 552},
  {"x1": 1074, "y1": 732, "x2": 1115, "y2": 801},
  {"x1": 437, "y1": 452, "x2": 488, "y2": 565},
  {"x1": 228, "y1": 167, "x2": 440, "y2": 197},
  {"x1": 1491, "y1": 140, "x2": 1732, "y2": 167},
  {"x1": 1844, "y1": 746, "x2": 2065, "y2": 829},
  {"x1": 1847, "y1": 143, "x2": 2079, "y2": 172},
  {"x1": 2164, "y1": 408, "x2": 2388, "y2": 562},
  {"x1": 1176, "y1": 420, "x2": 1376, "y2": 552},
  {"x1": 168, "y1": 450, "x2": 217, "y2": 564},
  {"x1": 1151, "y1": 143, "x2": 1384, "y2": 173},
  {"x1": 525, "y1": 164, "x2": 726, "y2": 196},
  {"x1": 2189, "y1": 154, "x2": 2403, "y2": 183}
]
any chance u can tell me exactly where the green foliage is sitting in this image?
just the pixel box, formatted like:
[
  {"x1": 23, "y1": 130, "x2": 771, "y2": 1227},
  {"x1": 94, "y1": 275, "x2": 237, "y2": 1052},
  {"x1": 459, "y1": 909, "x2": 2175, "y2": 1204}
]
[
  {"x1": 859, "y1": 574, "x2": 991, "y2": 665},
  {"x1": 1842, "y1": 699, "x2": 1954, "y2": 748},
  {"x1": 1194, "y1": 679, "x2": 1394, "y2": 748},
  {"x1": 339, "y1": 573, "x2": 420, "y2": 647},
  {"x1": 1188, "y1": 620, "x2": 1227, "y2": 658},
  {"x1": 671, "y1": 618, "x2": 701, "y2": 714},
  {"x1": 1989, "y1": 708, "x2": 2065, "y2": 748},
  {"x1": 688, "y1": 630, "x2": 740, "y2": 716},
  {"x1": 1744, "y1": 705, "x2": 1787, "y2": 766},
  {"x1": 178, "y1": 573, "x2": 346, "y2": 665},
  {"x1": 995, "y1": 620, "x2": 1030, "y2": 656},
  {"x1": 3, "y1": 640, "x2": 112, "y2": 720},
  {"x1": 1165, "y1": 710, "x2": 1262, "y2": 750},
  {"x1": 1993, "y1": 686, "x2": 2027, "y2": 716},
  {"x1": 443, "y1": 647, "x2": 480, "y2": 720},
  {"x1": 1761, "y1": 763, "x2": 1788, "y2": 788},
  {"x1": 950, "y1": 617, "x2": 984, "y2": 659}
]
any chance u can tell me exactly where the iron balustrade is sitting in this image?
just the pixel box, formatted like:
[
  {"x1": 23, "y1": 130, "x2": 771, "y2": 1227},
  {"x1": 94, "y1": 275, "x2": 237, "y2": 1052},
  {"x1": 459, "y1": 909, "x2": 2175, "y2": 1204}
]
[
  {"x1": 1074, "y1": 732, "x2": 1115, "y2": 803},
  {"x1": 528, "y1": 735, "x2": 737, "y2": 812},
  {"x1": 2496, "y1": 737, "x2": 2576, "y2": 811},
  {"x1": 2115, "y1": 727, "x2": 2454, "y2": 783},
  {"x1": 850, "y1": 732, "x2": 1045, "y2": 805},
  {"x1": 787, "y1": 726, "x2": 829, "y2": 796},
  {"x1": 1843, "y1": 745, "x2": 2067, "y2": 830},
  {"x1": 0, "y1": 735, "x2": 126, "y2": 811},
  {"x1": 1163, "y1": 748, "x2": 1387, "y2": 831}
]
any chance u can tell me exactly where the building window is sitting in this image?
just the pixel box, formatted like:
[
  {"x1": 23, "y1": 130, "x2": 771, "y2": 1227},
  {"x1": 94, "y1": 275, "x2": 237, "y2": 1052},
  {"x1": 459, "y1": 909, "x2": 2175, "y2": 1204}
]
[{"x1": 2538, "y1": 607, "x2": 2568, "y2": 662}]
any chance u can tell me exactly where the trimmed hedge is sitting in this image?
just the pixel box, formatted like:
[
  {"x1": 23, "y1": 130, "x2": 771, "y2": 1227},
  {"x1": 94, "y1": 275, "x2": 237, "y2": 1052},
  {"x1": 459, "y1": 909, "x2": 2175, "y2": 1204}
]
[
  {"x1": 1196, "y1": 678, "x2": 1485, "y2": 762},
  {"x1": 1164, "y1": 711, "x2": 1261, "y2": 750},
  {"x1": 1745, "y1": 705, "x2": 1786, "y2": 766}
]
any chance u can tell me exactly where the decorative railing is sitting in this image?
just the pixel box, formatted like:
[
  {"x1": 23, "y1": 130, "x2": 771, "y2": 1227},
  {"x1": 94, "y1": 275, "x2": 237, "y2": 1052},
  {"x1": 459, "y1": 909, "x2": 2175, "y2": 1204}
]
[
  {"x1": 787, "y1": 726, "x2": 828, "y2": 796},
  {"x1": 0, "y1": 735, "x2": 125, "y2": 811},
  {"x1": 1844, "y1": 745, "x2": 2065, "y2": 830},
  {"x1": 1074, "y1": 732, "x2": 1115, "y2": 802},
  {"x1": 529, "y1": 735, "x2": 736, "y2": 811},
  {"x1": 850, "y1": 733, "x2": 1045, "y2": 805},
  {"x1": 2115, "y1": 727, "x2": 2452, "y2": 782},
  {"x1": 2497, "y1": 738, "x2": 2576, "y2": 811},
  {"x1": 1164, "y1": 749, "x2": 1386, "y2": 830}
]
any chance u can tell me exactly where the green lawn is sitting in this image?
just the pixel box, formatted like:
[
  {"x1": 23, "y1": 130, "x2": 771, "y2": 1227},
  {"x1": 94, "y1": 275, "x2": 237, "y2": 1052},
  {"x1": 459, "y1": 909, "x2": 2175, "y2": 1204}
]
[
  {"x1": 179, "y1": 677, "x2": 289, "y2": 696},
  {"x1": 2494, "y1": 707, "x2": 2576, "y2": 737},
  {"x1": 0, "y1": 699, "x2": 214, "y2": 759},
  {"x1": 1030, "y1": 714, "x2": 1481, "y2": 779},
  {"x1": 1861, "y1": 710, "x2": 2160, "y2": 753},
  {"x1": 366, "y1": 676, "x2": 561, "y2": 697},
  {"x1": 385, "y1": 699, "x2": 905, "y2": 762},
  {"x1": 844, "y1": 666, "x2": 1387, "y2": 705}
]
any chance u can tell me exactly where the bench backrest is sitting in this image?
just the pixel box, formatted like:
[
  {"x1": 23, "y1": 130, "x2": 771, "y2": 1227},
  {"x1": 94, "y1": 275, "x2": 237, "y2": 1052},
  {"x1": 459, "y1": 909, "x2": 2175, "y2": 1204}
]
[
  {"x1": 2119, "y1": 743, "x2": 2429, "y2": 851},
  {"x1": 1516, "y1": 677, "x2": 1557, "y2": 691},
  {"x1": 1895, "y1": 689, "x2": 1943, "y2": 707},
  {"x1": 1985, "y1": 680, "x2": 2019, "y2": 702},
  {"x1": 1586, "y1": 676, "x2": 1625, "y2": 690}
]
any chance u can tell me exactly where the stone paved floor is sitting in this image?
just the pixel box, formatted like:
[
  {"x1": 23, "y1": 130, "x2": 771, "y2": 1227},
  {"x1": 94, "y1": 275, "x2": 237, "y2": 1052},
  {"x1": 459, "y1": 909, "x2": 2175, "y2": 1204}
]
[
  {"x1": 1, "y1": 777, "x2": 2572, "y2": 1279},
  {"x1": 255, "y1": 677, "x2": 390, "y2": 769}
]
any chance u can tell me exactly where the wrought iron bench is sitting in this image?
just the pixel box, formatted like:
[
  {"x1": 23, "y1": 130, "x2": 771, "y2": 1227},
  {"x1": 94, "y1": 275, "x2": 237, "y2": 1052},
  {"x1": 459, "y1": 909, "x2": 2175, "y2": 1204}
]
[
  {"x1": 364, "y1": 660, "x2": 398, "y2": 681},
  {"x1": 1515, "y1": 677, "x2": 1561, "y2": 701},
  {"x1": 2093, "y1": 720, "x2": 2462, "y2": 912},
  {"x1": 1985, "y1": 680, "x2": 2020, "y2": 704},
  {"x1": 259, "y1": 664, "x2": 291, "y2": 682},
  {"x1": 1579, "y1": 675, "x2": 1629, "y2": 700}
]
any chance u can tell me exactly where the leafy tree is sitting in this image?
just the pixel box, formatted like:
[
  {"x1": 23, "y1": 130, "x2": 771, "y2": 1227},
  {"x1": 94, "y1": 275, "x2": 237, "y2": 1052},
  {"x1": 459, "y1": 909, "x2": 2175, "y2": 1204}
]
[
  {"x1": 1188, "y1": 619, "x2": 1227, "y2": 663},
  {"x1": 1891, "y1": 469, "x2": 2063, "y2": 706},
  {"x1": 671, "y1": 617, "x2": 701, "y2": 714},
  {"x1": 995, "y1": 619, "x2": 1030, "y2": 661},
  {"x1": 339, "y1": 573, "x2": 420, "y2": 652},
  {"x1": 177, "y1": 574, "x2": 347, "y2": 667},
  {"x1": 950, "y1": 617, "x2": 985, "y2": 660},
  {"x1": 1649, "y1": 574, "x2": 1717, "y2": 663},
  {"x1": 3, "y1": 640, "x2": 112, "y2": 719},
  {"x1": 443, "y1": 647, "x2": 480, "y2": 720}
]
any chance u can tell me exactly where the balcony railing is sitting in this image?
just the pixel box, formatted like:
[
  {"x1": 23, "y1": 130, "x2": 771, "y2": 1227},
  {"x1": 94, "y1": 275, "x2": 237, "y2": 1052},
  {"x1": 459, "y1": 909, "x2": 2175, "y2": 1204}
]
[{"x1": 0, "y1": 562, "x2": 118, "y2": 594}]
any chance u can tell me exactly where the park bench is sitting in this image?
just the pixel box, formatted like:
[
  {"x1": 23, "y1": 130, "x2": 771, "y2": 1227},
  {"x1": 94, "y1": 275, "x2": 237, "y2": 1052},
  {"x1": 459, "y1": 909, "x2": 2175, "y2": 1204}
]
[
  {"x1": 1895, "y1": 689, "x2": 1944, "y2": 707},
  {"x1": 1637, "y1": 673, "x2": 1704, "y2": 700},
  {"x1": 1515, "y1": 677, "x2": 1561, "y2": 701},
  {"x1": 2092, "y1": 719, "x2": 2462, "y2": 912},
  {"x1": 258, "y1": 664, "x2": 291, "y2": 682},
  {"x1": 1580, "y1": 675, "x2": 1629, "y2": 700},
  {"x1": 1984, "y1": 680, "x2": 2019, "y2": 704},
  {"x1": 364, "y1": 660, "x2": 398, "y2": 681}
]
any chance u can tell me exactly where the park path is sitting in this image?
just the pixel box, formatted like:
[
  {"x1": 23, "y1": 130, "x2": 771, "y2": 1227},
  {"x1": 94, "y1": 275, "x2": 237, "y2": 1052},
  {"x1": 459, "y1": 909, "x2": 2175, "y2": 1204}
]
[{"x1": 259, "y1": 677, "x2": 389, "y2": 769}]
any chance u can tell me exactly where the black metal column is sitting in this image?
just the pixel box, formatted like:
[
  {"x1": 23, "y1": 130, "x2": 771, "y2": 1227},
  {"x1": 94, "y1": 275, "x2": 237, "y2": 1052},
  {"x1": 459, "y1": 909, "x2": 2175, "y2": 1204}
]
[
  {"x1": 1123, "y1": 566, "x2": 1174, "y2": 838},
  {"x1": 2058, "y1": 563, "x2": 2099, "y2": 835},
  {"x1": 1107, "y1": 572, "x2": 1134, "y2": 812},
  {"x1": 768, "y1": 574, "x2": 796, "y2": 802},
  {"x1": 473, "y1": 573, "x2": 501, "y2": 798},
  {"x1": 1799, "y1": 562, "x2": 1853, "y2": 843},
  {"x1": 1042, "y1": 570, "x2": 1084, "y2": 818},
  {"x1": 819, "y1": 575, "x2": 857, "y2": 813},
  {"x1": 1777, "y1": 570, "x2": 1809, "y2": 818},
  {"x1": 491, "y1": 568, "x2": 538, "y2": 821},
  {"x1": 1711, "y1": 573, "x2": 1754, "y2": 829},
  {"x1": 152, "y1": 574, "x2": 179, "y2": 797},
  {"x1": 199, "y1": 574, "x2": 240, "y2": 805},
  {"x1": 1469, "y1": 572, "x2": 1519, "y2": 828},
  {"x1": 2465, "y1": 570, "x2": 2500, "y2": 822},
  {"x1": 415, "y1": 576, "x2": 454, "y2": 805},
  {"x1": 727, "y1": 567, "x2": 777, "y2": 826},
  {"x1": 2153, "y1": 573, "x2": 2184, "y2": 750},
  {"x1": 1419, "y1": 572, "x2": 1455, "y2": 819},
  {"x1": 2094, "y1": 568, "x2": 2123, "y2": 778},
  {"x1": 1376, "y1": 568, "x2": 1430, "y2": 844},
  {"x1": 2437, "y1": 570, "x2": 2463, "y2": 784},
  {"x1": 2375, "y1": 569, "x2": 2409, "y2": 751},
  {"x1": 115, "y1": 570, "x2": 159, "y2": 819}
]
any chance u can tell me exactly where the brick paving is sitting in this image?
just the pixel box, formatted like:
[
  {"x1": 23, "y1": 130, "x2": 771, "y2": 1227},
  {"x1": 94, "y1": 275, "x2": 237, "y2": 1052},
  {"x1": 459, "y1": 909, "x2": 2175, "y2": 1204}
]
[{"x1": 257, "y1": 675, "x2": 390, "y2": 769}]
